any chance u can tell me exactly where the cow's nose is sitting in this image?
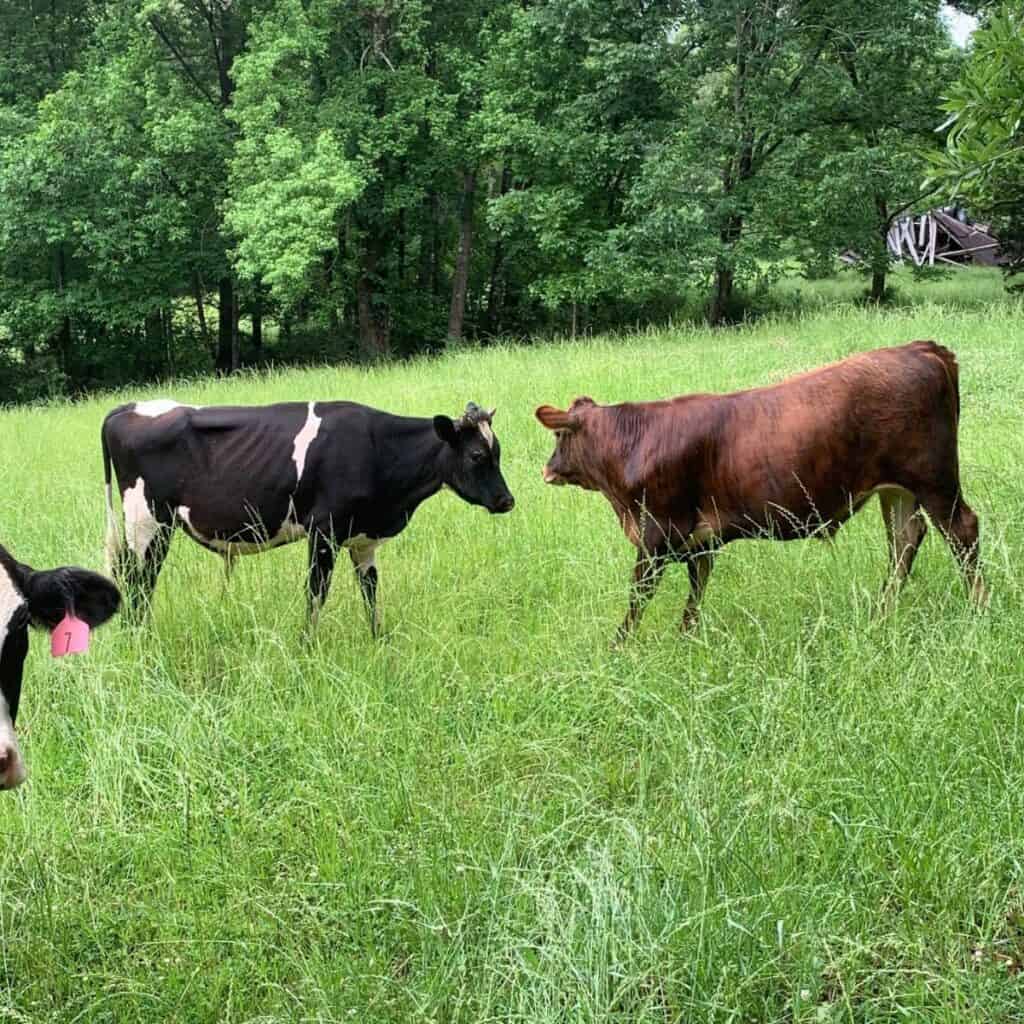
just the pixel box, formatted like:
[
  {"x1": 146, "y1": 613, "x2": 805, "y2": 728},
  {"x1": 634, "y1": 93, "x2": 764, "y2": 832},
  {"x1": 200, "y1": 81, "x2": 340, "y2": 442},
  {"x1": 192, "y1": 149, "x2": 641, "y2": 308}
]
[
  {"x1": 495, "y1": 495, "x2": 515, "y2": 513},
  {"x1": 0, "y1": 746, "x2": 25, "y2": 789}
]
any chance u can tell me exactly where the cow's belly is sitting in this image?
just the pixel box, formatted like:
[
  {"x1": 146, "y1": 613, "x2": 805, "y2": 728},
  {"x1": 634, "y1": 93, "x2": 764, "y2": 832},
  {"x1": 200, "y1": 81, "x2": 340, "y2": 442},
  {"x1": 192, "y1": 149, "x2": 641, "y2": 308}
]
[
  {"x1": 177, "y1": 504, "x2": 307, "y2": 555},
  {"x1": 714, "y1": 479, "x2": 907, "y2": 543}
]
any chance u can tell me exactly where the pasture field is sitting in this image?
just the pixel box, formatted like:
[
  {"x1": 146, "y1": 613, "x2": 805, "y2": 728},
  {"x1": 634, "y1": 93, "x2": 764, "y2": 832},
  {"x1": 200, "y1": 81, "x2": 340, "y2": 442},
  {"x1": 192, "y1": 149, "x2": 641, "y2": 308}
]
[{"x1": 1, "y1": 293, "x2": 1024, "y2": 1022}]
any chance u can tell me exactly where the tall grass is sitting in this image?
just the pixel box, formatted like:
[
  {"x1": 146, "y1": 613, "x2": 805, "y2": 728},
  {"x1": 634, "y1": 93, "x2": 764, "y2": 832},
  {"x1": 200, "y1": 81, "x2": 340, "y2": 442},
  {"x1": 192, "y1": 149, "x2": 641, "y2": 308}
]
[{"x1": 0, "y1": 290, "x2": 1023, "y2": 1021}]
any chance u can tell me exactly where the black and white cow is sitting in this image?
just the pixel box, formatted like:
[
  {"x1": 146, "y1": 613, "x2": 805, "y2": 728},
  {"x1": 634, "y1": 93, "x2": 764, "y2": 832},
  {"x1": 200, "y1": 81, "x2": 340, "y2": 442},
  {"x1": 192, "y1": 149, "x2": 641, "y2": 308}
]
[
  {"x1": 0, "y1": 546, "x2": 120, "y2": 789},
  {"x1": 102, "y1": 399, "x2": 515, "y2": 632}
]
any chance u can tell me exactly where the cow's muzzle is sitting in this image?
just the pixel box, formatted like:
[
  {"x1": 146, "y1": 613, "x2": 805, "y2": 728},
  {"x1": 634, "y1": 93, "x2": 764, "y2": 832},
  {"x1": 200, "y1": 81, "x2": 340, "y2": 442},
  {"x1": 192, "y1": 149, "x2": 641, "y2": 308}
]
[
  {"x1": 0, "y1": 744, "x2": 26, "y2": 790},
  {"x1": 541, "y1": 466, "x2": 565, "y2": 485},
  {"x1": 491, "y1": 495, "x2": 515, "y2": 514}
]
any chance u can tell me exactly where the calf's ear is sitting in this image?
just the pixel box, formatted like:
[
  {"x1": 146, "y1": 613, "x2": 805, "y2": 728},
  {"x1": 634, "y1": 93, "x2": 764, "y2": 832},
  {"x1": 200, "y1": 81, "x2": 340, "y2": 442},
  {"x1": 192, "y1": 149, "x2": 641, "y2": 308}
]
[
  {"x1": 23, "y1": 567, "x2": 121, "y2": 630},
  {"x1": 433, "y1": 415, "x2": 459, "y2": 446},
  {"x1": 535, "y1": 405, "x2": 572, "y2": 430}
]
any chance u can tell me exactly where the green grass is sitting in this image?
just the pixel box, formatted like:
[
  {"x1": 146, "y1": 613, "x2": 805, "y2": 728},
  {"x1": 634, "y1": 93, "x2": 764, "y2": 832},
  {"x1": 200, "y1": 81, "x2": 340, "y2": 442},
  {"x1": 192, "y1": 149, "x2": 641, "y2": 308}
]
[
  {"x1": 770, "y1": 265, "x2": 1012, "y2": 313},
  {"x1": 1, "y1": 287, "x2": 1024, "y2": 1022}
]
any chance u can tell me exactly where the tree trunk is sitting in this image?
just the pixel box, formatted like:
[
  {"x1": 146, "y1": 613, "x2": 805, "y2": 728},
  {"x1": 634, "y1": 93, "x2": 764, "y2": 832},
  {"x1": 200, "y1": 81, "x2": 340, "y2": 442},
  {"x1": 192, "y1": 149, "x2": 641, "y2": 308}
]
[
  {"x1": 144, "y1": 309, "x2": 163, "y2": 375},
  {"x1": 216, "y1": 276, "x2": 236, "y2": 372},
  {"x1": 53, "y1": 244, "x2": 72, "y2": 381},
  {"x1": 164, "y1": 306, "x2": 175, "y2": 374},
  {"x1": 397, "y1": 205, "x2": 406, "y2": 284},
  {"x1": 252, "y1": 292, "x2": 263, "y2": 352},
  {"x1": 708, "y1": 213, "x2": 744, "y2": 326},
  {"x1": 356, "y1": 238, "x2": 390, "y2": 360},
  {"x1": 871, "y1": 194, "x2": 891, "y2": 303},
  {"x1": 448, "y1": 171, "x2": 477, "y2": 343},
  {"x1": 192, "y1": 270, "x2": 210, "y2": 347},
  {"x1": 430, "y1": 192, "x2": 441, "y2": 298},
  {"x1": 231, "y1": 288, "x2": 240, "y2": 371},
  {"x1": 484, "y1": 167, "x2": 511, "y2": 336},
  {"x1": 709, "y1": 263, "x2": 734, "y2": 326}
]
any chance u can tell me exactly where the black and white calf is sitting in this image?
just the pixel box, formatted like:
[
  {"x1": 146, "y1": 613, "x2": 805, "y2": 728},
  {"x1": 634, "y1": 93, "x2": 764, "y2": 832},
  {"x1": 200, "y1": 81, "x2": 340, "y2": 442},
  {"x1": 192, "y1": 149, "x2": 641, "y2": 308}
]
[
  {"x1": 102, "y1": 399, "x2": 515, "y2": 632},
  {"x1": 0, "y1": 547, "x2": 120, "y2": 789}
]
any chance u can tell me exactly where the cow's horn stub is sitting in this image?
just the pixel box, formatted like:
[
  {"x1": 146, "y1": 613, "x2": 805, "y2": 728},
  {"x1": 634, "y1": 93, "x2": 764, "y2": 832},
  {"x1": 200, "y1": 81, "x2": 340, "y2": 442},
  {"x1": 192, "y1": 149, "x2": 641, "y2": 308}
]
[{"x1": 457, "y1": 402, "x2": 491, "y2": 428}]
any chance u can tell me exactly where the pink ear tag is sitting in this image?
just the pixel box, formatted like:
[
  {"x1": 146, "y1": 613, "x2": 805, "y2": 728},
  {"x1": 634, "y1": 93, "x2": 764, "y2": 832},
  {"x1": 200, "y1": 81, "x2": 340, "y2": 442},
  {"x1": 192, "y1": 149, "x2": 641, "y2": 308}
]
[{"x1": 51, "y1": 614, "x2": 90, "y2": 657}]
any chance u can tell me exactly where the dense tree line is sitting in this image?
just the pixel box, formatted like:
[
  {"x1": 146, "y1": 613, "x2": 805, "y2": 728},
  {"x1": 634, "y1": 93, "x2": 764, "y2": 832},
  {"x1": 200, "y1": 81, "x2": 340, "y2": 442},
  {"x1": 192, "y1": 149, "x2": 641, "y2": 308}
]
[{"x1": 0, "y1": 0, "x2": 1003, "y2": 400}]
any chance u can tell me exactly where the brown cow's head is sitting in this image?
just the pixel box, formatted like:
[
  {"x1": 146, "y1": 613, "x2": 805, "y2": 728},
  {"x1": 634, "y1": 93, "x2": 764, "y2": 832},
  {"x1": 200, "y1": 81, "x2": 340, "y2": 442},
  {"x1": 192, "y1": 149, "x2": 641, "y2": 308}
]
[{"x1": 535, "y1": 397, "x2": 600, "y2": 490}]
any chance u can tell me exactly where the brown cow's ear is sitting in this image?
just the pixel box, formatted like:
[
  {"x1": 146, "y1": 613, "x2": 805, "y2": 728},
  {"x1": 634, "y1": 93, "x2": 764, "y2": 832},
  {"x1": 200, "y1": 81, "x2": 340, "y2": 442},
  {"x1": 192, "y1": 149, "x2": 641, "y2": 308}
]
[{"x1": 535, "y1": 405, "x2": 572, "y2": 430}]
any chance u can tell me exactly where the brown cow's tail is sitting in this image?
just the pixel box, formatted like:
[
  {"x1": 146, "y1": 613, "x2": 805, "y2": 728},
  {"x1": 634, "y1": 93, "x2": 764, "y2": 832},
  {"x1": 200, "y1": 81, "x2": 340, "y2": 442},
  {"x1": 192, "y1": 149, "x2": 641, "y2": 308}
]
[{"x1": 918, "y1": 340, "x2": 960, "y2": 425}]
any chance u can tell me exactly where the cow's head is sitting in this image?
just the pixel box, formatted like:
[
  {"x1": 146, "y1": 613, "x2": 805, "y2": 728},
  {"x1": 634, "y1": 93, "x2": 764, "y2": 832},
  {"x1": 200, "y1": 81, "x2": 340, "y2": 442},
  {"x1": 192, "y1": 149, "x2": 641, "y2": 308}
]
[
  {"x1": 434, "y1": 403, "x2": 515, "y2": 514},
  {"x1": 0, "y1": 551, "x2": 120, "y2": 790},
  {"x1": 535, "y1": 396, "x2": 600, "y2": 490}
]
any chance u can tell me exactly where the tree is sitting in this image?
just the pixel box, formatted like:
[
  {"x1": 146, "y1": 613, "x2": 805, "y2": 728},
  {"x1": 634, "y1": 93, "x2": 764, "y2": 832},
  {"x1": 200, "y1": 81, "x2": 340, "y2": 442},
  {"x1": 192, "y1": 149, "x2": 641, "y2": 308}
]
[
  {"x1": 930, "y1": 1, "x2": 1024, "y2": 286},
  {"x1": 783, "y1": 0, "x2": 960, "y2": 300}
]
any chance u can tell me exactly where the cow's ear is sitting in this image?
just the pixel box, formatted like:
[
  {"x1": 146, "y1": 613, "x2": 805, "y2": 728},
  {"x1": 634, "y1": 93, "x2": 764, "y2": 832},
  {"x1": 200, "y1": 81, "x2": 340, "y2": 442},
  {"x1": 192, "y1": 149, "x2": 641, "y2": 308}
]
[
  {"x1": 23, "y1": 567, "x2": 121, "y2": 630},
  {"x1": 535, "y1": 405, "x2": 573, "y2": 431},
  {"x1": 433, "y1": 415, "x2": 459, "y2": 446}
]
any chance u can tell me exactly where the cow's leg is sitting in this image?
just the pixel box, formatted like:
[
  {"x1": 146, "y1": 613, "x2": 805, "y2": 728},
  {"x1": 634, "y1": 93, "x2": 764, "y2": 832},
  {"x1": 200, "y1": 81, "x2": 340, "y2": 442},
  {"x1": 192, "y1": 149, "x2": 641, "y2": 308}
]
[
  {"x1": 117, "y1": 523, "x2": 173, "y2": 624},
  {"x1": 307, "y1": 529, "x2": 337, "y2": 629},
  {"x1": 918, "y1": 492, "x2": 988, "y2": 607},
  {"x1": 680, "y1": 549, "x2": 715, "y2": 631},
  {"x1": 116, "y1": 489, "x2": 174, "y2": 623},
  {"x1": 878, "y1": 488, "x2": 927, "y2": 611},
  {"x1": 348, "y1": 542, "x2": 381, "y2": 638},
  {"x1": 615, "y1": 549, "x2": 668, "y2": 644}
]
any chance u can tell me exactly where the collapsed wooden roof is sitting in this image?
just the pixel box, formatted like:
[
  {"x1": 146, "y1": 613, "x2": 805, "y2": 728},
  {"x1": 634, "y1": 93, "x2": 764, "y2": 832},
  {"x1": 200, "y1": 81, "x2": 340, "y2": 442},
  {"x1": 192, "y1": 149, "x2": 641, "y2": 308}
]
[{"x1": 885, "y1": 208, "x2": 1003, "y2": 267}]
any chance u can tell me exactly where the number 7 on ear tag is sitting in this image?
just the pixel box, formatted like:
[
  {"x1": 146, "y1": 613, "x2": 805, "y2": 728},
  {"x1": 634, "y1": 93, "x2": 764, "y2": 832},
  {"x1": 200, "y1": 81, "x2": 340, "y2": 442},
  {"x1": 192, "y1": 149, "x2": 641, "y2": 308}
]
[{"x1": 51, "y1": 614, "x2": 90, "y2": 657}]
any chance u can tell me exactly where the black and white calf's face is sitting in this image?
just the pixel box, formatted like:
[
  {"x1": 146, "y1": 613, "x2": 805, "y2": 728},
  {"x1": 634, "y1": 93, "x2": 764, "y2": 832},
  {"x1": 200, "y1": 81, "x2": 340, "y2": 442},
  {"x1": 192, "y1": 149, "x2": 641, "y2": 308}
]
[
  {"x1": 433, "y1": 405, "x2": 515, "y2": 514},
  {"x1": 0, "y1": 555, "x2": 120, "y2": 790}
]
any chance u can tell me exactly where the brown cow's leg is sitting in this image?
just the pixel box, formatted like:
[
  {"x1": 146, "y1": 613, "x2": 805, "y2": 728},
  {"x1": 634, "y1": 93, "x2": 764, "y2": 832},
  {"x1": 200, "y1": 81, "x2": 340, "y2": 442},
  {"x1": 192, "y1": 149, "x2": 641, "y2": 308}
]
[
  {"x1": 614, "y1": 550, "x2": 668, "y2": 643},
  {"x1": 878, "y1": 488, "x2": 927, "y2": 612},
  {"x1": 681, "y1": 550, "x2": 715, "y2": 631},
  {"x1": 919, "y1": 493, "x2": 988, "y2": 608}
]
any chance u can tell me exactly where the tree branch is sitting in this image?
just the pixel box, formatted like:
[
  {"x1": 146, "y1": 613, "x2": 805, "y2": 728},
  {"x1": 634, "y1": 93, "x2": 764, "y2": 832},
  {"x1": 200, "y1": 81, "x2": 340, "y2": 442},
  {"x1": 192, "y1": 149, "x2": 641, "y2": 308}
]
[{"x1": 147, "y1": 15, "x2": 219, "y2": 109}]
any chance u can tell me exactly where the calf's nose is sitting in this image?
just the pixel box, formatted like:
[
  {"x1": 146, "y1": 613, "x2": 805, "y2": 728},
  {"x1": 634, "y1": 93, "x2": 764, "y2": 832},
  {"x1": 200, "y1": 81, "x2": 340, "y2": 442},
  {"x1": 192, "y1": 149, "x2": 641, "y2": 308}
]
[
  {"x1": 495, "y1": 495, "x2": 515, "y2": 513},
  {"x1": 0, "y1": 745, "x2": 25, "y2": 790}
]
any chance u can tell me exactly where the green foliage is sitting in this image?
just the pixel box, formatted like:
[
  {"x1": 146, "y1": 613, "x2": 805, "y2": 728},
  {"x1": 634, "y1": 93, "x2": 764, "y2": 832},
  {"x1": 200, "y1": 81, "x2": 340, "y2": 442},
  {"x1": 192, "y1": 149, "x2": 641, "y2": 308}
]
[
  {"x1": 0, "y1": 0, "x2": 1005, "y2": 397},
  {"x1": 930, "y1": 2, "x2": 1024, "y2": 286},
  {"x1": 226, "y1": 1, "x2": 364, "y2": 306}
]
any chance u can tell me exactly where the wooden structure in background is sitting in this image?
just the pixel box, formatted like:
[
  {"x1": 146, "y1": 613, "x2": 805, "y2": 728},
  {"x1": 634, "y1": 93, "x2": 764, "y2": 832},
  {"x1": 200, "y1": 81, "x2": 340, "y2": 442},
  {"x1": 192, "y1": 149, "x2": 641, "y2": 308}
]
[{"x1": 885, "y1": 208, "x2": 1003, "y2": 268}]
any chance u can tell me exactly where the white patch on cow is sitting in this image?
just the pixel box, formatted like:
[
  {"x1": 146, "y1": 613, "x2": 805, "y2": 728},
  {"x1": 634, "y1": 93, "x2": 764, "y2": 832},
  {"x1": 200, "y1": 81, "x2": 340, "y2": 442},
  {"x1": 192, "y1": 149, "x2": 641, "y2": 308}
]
[
  {"x1": 292, "y1": 402, "x2": 322, "y2": 483},
  {"x1": 133, "y1": 399, "x2": 193, "y2": 418},
  {"x1": 479, "y1": 420, "x2": 494, "y2": 449},
  {"x1": 123, "y1": 478, "x2": 160, "y2": 563},
  {"x1": 0, "y1": 564, "x2": 27, "y2": 790},
  {"x1": 177, "y1": 505, "x2": 307, "y2": 556}
]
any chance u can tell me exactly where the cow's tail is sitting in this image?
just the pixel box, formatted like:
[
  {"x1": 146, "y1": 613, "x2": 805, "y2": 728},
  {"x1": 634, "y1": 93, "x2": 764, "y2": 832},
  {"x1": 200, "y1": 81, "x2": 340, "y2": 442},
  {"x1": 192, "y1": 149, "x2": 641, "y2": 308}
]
[
  {"x1": 919, "y1": 340, "x2": 960, "y2": 425},
  {"x1": 101, "y1": 413, "x2": 122, "y2": 575}
]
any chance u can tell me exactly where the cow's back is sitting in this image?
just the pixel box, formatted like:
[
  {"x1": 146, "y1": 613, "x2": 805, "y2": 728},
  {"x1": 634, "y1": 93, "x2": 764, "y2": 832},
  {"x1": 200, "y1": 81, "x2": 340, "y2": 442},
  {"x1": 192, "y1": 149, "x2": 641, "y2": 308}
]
[{"x1": 619, "y1": 341, "x2": 962, "y2": 543}]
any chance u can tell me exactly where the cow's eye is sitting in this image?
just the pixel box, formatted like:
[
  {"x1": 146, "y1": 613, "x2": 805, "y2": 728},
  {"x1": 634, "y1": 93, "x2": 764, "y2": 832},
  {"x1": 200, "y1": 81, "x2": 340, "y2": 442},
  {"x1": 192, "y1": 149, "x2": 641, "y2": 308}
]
[{"x1": 471, "y1": 449, "x2": 486, "y2": 464}]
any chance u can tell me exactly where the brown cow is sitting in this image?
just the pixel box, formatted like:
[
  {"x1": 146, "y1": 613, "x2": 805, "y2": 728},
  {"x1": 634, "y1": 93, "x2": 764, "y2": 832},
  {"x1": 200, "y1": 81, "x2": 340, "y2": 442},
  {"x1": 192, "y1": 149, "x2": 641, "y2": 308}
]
[{"x1": 536, "y1": 341, "x2": 987, "y2": 639}]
